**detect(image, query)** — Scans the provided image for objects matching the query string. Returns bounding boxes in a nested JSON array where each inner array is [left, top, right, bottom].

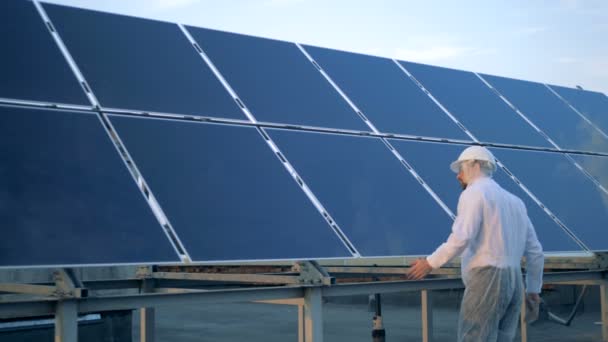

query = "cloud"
[[394, 46, 494, 63]]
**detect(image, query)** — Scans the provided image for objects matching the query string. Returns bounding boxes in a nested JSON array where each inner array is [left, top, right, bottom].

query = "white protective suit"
[[427, 177, 544, 341]]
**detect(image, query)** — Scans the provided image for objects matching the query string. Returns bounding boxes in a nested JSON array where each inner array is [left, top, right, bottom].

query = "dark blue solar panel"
[[571, 154, 608, 189], [186, 27, 369, 131], [109, 116, 351, 261], [389, 140, 582, 252], [0, 0, 88, 105], [491, 147, 608, 251], [267, 129, 454, 256], [43, 3, 243, 119], [0, 105, 179, 267], [402, 62, 551, 148], [550, 85, 608, 134], [303, 46, 468, 140], [482, 74, 608, 153]]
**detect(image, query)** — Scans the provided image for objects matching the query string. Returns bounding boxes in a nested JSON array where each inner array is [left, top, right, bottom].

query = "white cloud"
[[394, 46, 494, 63]]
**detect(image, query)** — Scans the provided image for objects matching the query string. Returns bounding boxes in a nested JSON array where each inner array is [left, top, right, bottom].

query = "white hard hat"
[[450, 146, 497, 173]]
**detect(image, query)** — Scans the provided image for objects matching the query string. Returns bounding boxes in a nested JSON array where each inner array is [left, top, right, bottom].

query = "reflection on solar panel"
[[43, 3, 244, 119], [492, 147, 608, 251], [389, 140, 583, 252], [401, 62, 551, 148], [109, 115, 352, 261], [571, 154, 608, 190], [3, 1, 603, 267], [549, 84, 608, 134], [303, 46, 468, 140], [0, 105, 180, 267], [0, 0, 88, 105], [482, 74, 608, 153]]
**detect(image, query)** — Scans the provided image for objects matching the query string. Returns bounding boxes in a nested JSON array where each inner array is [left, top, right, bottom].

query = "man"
[[407, 146, 544, 341]]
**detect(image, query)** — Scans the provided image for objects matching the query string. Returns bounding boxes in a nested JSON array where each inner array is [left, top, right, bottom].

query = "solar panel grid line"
[[252, 126, 361, 256], [477, 73, 608, 196], [33, 1, 100, 108], [180, 26, 361, 257], [392, 62, 589, 252], [5, 93, 608, 159], [297, 44, 457, 220], [564, 153, 608, 193], [392, 60, 474, 139], [35, 1, 192, 263], [178, 24, 257, 123], [101, 116, 192, 262], [545, 84, 608, 140], [474, 73, 562, 148], [492, 160, 590, 251], [0, 96, 93, 112], [295, 44, 377, 131]]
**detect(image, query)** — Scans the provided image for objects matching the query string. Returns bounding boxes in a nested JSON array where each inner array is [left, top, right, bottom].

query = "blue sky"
[[42, 0, 608, 94]]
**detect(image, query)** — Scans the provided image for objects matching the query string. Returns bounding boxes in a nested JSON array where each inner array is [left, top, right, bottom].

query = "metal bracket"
[[136, 266, 155, 279], [293, 261, 334, 286], [53, 268, 87, 298]]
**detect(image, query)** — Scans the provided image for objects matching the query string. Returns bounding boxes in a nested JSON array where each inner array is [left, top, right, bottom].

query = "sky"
[[42, 0, 608, 94]]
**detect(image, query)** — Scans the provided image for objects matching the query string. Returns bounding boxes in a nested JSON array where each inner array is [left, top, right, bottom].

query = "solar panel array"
[[2, 0, 607, 268]]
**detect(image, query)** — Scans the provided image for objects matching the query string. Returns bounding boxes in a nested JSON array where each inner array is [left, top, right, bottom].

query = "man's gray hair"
[[465, 159, 495, 177]]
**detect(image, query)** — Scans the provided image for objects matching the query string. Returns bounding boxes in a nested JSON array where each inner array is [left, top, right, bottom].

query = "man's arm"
[[524, 213, 544, 294], [426, 189, 483, 269], [408, 189, 483, 280]]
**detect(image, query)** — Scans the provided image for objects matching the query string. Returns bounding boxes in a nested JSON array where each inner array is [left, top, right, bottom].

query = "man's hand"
[[525, 292, 541, 323], [526, 293, 540, 306], [407, 258, 433, 280]]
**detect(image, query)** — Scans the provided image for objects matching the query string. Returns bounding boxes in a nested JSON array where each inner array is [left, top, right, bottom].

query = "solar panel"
[[549, 84, 608, 134], [186, 27, 370, 131], [0, 105, 180, 267], [108, 115, 352, 261], [401, 62, 552, 148], [42, 3, 244, 119], [3, 2, 599, 267], [389, 140, 583, 252], [491, 147, 608, 251], [0, 0, 88, 105], [481, 74, 608, 153], [267, 129, 454, 256], [302, 46, 469, 140]]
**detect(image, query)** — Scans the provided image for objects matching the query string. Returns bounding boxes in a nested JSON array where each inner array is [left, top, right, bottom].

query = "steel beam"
[[303, 287, 323, 342], [421, 290, 433, 342], [601, 284, 608, 342], [520, 290, 527, 342], [55, 300, 77, 342], [152, 271, 300, 284], [323, 278, 464, 297]]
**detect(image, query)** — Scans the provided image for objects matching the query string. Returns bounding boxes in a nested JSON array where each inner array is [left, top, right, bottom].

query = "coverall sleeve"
[[523, 209, 544, 294], [426, 189, 483, 269]]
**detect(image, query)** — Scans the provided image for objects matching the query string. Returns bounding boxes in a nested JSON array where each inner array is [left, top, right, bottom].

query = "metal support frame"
[[303, 287, 323, 342], [520, 290, 528, 342], [421, 290, 434, 342], [0, 266, 606, 342], [55, 300, 78, 342], [601, 283, 608, 341], [140, 278, 156, 342]]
